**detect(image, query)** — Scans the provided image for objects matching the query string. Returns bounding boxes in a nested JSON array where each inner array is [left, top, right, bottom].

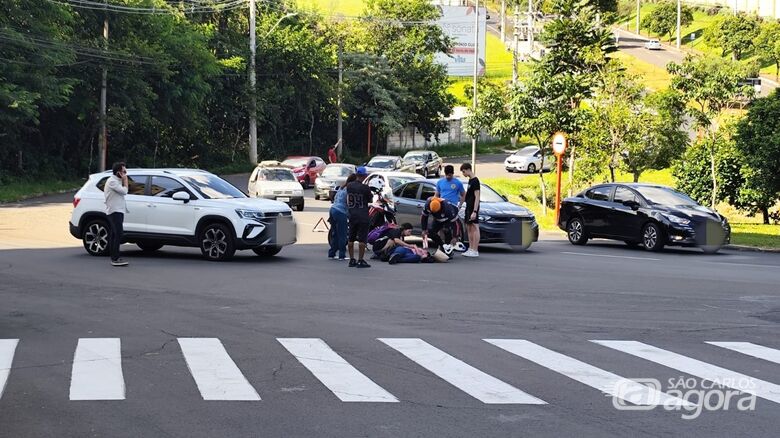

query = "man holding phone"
[[105, 162, 129, 266]]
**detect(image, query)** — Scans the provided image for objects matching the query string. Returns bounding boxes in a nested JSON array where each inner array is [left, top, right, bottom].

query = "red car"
[[282, 156, 327, 188]]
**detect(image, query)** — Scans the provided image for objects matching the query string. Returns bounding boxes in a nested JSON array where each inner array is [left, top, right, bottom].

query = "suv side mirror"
[[173, 191, 191, 203]]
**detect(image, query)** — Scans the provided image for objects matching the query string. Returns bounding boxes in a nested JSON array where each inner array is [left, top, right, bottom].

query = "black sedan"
[[392, 180, 539, 247], [558, 183, 730, 253]]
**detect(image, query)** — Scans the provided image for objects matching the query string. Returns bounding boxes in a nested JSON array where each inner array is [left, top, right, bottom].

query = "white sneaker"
[[442, 244, 453, 254], [462, 249, 479, 258], [454, 242, 467, 252]]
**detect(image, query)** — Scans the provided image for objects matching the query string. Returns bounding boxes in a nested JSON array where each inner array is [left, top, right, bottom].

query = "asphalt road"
[[2, 189, 780, 436]]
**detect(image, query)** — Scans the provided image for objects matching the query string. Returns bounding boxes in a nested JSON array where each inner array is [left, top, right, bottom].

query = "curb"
[[725, 244, 780, 253]]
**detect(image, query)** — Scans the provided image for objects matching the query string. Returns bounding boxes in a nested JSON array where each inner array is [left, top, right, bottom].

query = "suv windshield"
[[282, 158, 308, 168], [181, 174, 246, 199], [368, 158, 394, 168], [634, 186, 697, 206], [322, 166, 353, 177], [261, 169, 296, 182]]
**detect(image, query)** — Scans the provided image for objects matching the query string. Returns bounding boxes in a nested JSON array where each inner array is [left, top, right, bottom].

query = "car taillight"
[[73, 197, 81, 208]]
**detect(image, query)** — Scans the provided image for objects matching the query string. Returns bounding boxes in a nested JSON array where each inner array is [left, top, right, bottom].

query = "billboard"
[[433, 5, 487, 77]]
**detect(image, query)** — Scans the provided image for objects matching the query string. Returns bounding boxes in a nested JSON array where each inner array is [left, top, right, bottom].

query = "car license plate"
[[278, 197, 290, 202]]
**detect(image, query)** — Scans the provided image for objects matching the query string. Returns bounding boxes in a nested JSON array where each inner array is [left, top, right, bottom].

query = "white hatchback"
[[69, 169, 296, 261], [248, 166, 305, 211], [645, 39, 662, 50], [504, 146, 552, 173]]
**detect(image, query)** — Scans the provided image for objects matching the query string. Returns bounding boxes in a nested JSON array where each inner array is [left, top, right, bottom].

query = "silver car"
[[314, 163, 356, 201]]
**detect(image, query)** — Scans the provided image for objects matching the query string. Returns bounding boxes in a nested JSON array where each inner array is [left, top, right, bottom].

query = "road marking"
[[178, 338, 260, 401], [561, 251, 661, 261], [593, 340, 780, 404], [278, 338, 397, 402], [0, 339, 19, 399], [69, 338, 125, 400], [704, 262, 779, 269], [485, 339, 690, 407], [379, 338, 545, 405], [707, 342, 780, 365]]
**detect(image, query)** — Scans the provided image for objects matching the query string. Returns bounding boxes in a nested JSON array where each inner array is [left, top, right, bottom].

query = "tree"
[[673, 127, 741, 209], [756, 21, 780, 80], [641, 1, 693, 43], [463, 80, 508, 139], [667, 55, 754, 207], [704, 14, 761, 61], [733, 89, 780, 223]]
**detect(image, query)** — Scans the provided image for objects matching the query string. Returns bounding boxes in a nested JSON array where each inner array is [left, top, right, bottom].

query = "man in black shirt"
[[460, 162, 480, 257], [346, 167, 373, 268], [421, 197, 460, 254]]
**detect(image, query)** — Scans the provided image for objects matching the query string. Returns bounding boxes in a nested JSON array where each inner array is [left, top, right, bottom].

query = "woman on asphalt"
[[328, 173, 355, 260]]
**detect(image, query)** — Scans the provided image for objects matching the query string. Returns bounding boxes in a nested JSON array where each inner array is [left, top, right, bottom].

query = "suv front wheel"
[[83, 218, 110, 256], [199, 223, 236, 261]]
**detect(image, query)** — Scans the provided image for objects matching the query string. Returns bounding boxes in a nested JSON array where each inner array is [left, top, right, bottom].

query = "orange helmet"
[[429, 197, 441, 213]]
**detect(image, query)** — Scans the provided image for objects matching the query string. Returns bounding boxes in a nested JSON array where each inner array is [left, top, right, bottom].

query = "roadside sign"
[[313, 217, 330, 233], [552, 132, 567, 156]]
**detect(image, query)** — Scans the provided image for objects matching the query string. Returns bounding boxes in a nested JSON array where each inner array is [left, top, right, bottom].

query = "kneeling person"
[[421, 197, 460, 255]]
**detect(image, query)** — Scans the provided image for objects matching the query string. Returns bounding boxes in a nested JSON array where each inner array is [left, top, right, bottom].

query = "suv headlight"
[[664, 214, 690, 226], [236, 209, 265, 220]]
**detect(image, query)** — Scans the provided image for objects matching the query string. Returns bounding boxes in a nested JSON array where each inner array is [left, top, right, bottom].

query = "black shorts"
[[465, 207, 479, 224], [349, 219, 370, 243]]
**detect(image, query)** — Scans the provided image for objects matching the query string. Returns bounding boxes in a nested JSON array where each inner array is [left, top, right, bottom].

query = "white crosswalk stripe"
[[485, 339, 691, 407], [379, 338, 546, 404], [178, 338, 261, 401], [707, 342, 780, 365], [278, 338, 397, 402], [0, 339, 19, 399], [69, 338, 125, 400], [593, 340, 780, 404]]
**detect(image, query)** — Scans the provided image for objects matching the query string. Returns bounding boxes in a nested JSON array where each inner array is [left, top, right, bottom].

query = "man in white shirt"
[[105, 162, 129, 266]]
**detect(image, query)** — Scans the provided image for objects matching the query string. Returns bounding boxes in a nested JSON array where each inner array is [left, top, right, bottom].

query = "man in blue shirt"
[[435, 165, 465, 209]]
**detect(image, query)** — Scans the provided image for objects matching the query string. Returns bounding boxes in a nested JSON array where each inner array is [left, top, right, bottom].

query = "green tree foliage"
[[704, 13, 761, 61], [756, 21, 780, 80], [673, 128, 741, 209], [640, 1, 693, 43], [463, 80, 508, 139], [733, 90, 780, 224]]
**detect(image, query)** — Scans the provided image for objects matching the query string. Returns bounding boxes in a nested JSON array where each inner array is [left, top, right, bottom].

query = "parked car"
[[402, 150, 443, 178], [504, 146, 553, 173], [363, 155, 416, 174], [364, 171, 424, 202], [248, 165, 305, 211], [558, 183, 731, 253], [392, 180, 539, 246], [644, 39, 662, 50], [281, 156, 326, 188], [69, 169, 297, 261], [314, 163, 356, 201]]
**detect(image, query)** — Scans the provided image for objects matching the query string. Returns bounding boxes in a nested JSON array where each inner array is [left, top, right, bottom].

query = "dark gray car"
[[402, 150, 443, 178]]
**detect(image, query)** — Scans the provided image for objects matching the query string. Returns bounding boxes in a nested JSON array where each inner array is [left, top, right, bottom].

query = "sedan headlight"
[[664, 214, 691, 226], [478, 214, 492, 222], [236, 209, 265, 221], [293, 189, 303, 196]]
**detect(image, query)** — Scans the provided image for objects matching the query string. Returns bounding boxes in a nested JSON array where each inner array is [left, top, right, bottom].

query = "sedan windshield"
[[479, 185, 507, 203], [181, 174, 246, 199], [261, 169, 296, 182], [322, 166, 354, 177], [368, 158, 395, 168], [388, 176, 419, 189], [282, 158, 308, 168], [404, 154, 426, 162], [634, 186, 697, 206]]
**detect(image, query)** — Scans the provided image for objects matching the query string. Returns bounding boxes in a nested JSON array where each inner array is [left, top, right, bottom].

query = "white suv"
[[69, 169, 297, 261]]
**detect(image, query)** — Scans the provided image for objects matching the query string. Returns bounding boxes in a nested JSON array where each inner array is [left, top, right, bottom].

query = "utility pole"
[[337, 41, 343, 159], [527, 0, 534, 57], [636, 0, 641, 34], [676, 0, 681, 49], [471, 0, 479, 171], [98, 4, 108, 172], [511, 5, 519, 150], [248, 0, 258, 165]]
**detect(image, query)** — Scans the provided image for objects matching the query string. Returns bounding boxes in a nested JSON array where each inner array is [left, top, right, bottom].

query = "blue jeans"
[[390, 246, 421, 263], [328, 208, 348, 258]]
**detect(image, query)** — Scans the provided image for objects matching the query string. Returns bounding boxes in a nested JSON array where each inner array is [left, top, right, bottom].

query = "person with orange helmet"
[[420, 196, 460, 256]]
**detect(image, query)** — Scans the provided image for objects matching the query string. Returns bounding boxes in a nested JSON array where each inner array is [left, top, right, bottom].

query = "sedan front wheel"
[[642, 222, 665, 252], [567, 217, 588, 245]]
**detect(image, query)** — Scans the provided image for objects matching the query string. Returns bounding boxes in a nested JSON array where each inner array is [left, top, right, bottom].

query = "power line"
[[44, 0, 247, 14]]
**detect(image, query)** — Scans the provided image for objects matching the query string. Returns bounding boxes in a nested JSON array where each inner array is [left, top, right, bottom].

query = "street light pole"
[[636, 0, 641, 34], [248, 0, 258, 165], [471, 0, 479, 171]]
